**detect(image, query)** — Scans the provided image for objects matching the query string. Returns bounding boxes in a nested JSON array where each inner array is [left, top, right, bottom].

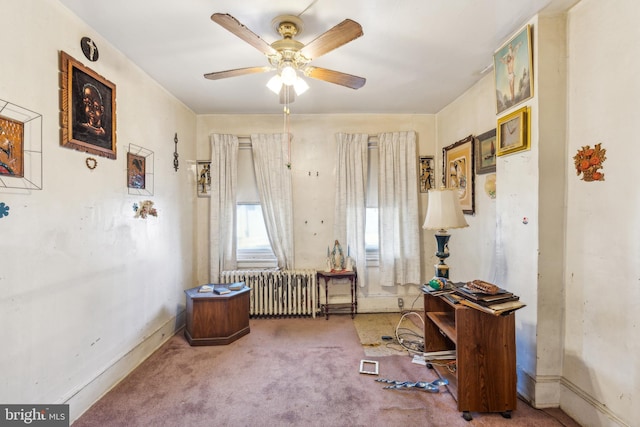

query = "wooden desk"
[[316, 270, 357, 319], [184, 285, 250, 346]]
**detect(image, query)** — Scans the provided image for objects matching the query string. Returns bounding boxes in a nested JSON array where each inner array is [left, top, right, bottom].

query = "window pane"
[[237, 147, 260, 203], [237, 204, 272, 252], [365, 207, 379, 250]]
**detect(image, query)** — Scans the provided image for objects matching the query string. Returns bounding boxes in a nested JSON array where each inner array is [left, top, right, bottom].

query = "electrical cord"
[[395, 311, 425, 354]]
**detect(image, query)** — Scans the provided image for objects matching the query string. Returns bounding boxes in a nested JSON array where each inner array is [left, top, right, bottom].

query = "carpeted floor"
[[72, 315, 580, 427]]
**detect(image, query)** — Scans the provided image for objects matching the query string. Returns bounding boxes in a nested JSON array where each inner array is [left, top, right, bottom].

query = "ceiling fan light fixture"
[[266, 74, 283, 94], [293, 77, 309, 95], [280, 65, 298, 86]]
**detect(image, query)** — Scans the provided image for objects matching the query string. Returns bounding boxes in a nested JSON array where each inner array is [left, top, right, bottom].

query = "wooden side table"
[[316, 270, 357, 319], [184, 285, 250, 346]]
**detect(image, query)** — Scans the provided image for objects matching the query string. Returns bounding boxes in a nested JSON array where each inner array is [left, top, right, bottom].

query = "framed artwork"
[[475, 128, 496, 174], [418, 156, 435, 193], [493, 24, 533, 115], [60, 51, 117, 159], [0, 116, 24, 177], [127, 152, 146, 189], [443, 135, 475, 214], [0, 98, 42, 191], [497, 106, 530, 157], [127, 144, 154, 196], [197, 161, 212, 197]]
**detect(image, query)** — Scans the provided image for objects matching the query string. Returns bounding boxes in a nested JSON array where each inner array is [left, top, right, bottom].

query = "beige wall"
[[3, 0, 638, 425], [195, 114, 437, 311], [437, 1, 639, 425], [563, 0, 639, 425], [0, 0, 197, 421]]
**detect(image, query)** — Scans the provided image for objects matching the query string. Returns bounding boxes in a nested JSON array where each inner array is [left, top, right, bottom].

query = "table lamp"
[[422, 187, 468, 278]]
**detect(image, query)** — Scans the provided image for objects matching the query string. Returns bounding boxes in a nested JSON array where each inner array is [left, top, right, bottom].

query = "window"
[[365, 207, 379, 251], [366, 141, 379, 263], [236, 203, 276, 266], [236, 144, 276, 267]]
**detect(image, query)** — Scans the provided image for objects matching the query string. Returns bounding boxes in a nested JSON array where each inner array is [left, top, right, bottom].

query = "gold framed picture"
[[60, 51, 117, 159], [497, 106, 530, 157], [443, 135, 475, 214]]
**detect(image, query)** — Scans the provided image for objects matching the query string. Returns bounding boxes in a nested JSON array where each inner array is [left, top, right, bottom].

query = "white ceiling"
[[57, 0, 573, 115]]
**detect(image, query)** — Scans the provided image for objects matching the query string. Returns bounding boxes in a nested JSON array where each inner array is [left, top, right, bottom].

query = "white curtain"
[[378, 131, 421, 287], [334, 133, 368, 287], [250, 133, 294, 269], [209, 134, 239, 282]]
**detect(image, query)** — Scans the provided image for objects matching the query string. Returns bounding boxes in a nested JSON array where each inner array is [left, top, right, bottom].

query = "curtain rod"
[[236, 134, 378, 147]]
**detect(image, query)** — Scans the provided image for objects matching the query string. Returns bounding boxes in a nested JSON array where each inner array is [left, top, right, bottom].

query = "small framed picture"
[[497, 106, 530, 157], [0, 98, 43, 191], [60, 51, 117, 159], [443, 135, 475, 214], [493, 25, 533, 115], [197, 161, 212, 197], [418, 156, 435, 193], [127, 152, 146, 189], [475, 129, 496, 174], [0, 115, 24, 177], [127, 144, 154, 196]]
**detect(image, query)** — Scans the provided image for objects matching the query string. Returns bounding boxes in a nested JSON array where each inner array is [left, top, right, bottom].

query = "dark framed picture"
[[443, 135, 475, 214], [475, 129, 496, 174], [197, 161, 212, 197], [497, 106, 530, 157], [493, 24, 533, 115], [127, 144, 154, 196], [60, 51, 116, 159], [419, 156, 435, 193]]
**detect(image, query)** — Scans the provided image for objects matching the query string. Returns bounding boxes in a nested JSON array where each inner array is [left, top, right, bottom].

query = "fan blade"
[[204, 66, 271, 80], [305, 66, 366, 89], [299, 19, 363, 60], [211, 13, 277, 56]]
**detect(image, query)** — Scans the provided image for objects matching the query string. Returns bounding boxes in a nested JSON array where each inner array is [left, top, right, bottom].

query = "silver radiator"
[[220, 269, 318, 318]]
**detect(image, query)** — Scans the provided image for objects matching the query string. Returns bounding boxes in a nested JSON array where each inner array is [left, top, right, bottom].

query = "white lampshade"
[[293, 77, 309, 95], [280, 65, 297, 86], [423, 187, 468, 230], [266, 75, 283, 94]]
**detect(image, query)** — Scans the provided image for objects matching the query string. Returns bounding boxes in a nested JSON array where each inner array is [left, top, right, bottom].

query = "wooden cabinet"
[[184, 286, 250, 346], [423, 292, 517, 421]]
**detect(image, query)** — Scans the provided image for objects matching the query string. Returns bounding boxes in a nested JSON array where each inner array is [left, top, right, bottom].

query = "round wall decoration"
[[80, 36, 99, 62]]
